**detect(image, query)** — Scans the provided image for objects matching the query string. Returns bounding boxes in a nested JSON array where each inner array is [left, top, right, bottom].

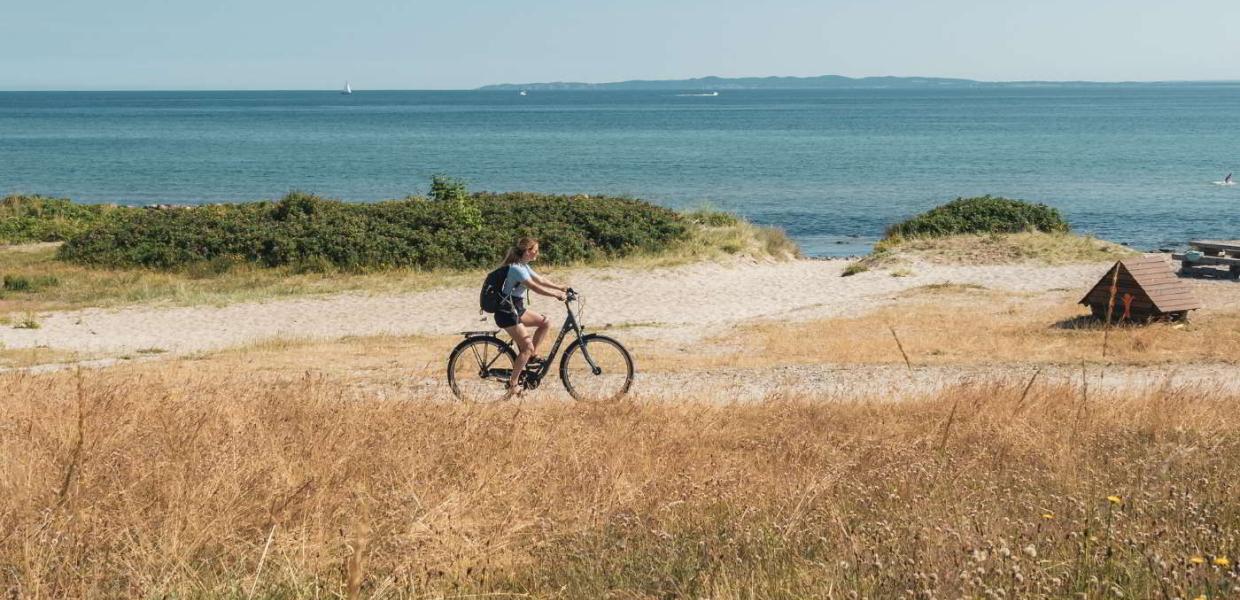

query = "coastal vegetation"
[[0, 195, 117, 244], [844, 197, 1129, 275], [884, 195, 1070, 239], [58, 187, 690, 271], [4, 361, 1236, 598], [0, 185, 795, 313]]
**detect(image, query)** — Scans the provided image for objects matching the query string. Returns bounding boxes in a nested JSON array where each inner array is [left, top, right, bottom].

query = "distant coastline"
[[478, 74, 1240, 91]]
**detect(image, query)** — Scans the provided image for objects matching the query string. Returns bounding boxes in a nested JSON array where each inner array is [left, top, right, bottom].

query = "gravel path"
[[1, 259, 1118, 356]]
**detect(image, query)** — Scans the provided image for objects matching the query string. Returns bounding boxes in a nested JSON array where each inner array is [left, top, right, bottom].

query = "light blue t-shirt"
[[502, 262, 537, 299]]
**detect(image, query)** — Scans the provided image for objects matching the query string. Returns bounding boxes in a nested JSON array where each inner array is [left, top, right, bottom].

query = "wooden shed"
[[1079, 255, 1202, 322]]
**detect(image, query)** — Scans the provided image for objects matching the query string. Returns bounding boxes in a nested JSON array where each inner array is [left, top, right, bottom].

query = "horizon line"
[[4, 73, 1240, 93]]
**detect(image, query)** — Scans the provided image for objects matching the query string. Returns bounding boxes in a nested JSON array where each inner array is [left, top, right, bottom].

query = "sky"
[[2, 0, 1239, 90]]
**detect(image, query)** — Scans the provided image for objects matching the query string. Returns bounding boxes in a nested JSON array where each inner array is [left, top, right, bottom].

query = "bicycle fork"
[[569, 317, 604, 376]]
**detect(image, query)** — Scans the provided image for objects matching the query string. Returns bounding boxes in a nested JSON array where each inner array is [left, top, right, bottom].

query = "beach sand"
[[0, 258, 1120, 355]]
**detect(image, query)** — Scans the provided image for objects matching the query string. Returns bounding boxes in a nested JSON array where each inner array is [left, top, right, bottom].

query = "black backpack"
[[479, 265, 510, 313]]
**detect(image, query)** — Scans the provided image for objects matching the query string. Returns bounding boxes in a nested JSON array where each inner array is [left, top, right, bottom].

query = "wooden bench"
[[1174, 240, 1240, 279]]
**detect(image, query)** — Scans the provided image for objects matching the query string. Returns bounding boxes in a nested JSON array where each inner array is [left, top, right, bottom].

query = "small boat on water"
[[519, 90, 527, 96], [341, 81, 352, 95]]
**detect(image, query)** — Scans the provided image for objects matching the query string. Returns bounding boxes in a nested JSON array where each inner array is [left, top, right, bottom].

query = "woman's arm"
[[531, 273, 567, 292], [525, 279, 566, 300]]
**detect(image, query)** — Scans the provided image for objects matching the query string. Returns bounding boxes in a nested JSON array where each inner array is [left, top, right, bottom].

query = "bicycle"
[[446, 289, 634, 403]]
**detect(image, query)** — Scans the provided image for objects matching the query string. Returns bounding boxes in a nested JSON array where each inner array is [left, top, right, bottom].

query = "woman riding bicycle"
[[495, 237, 569, 397]]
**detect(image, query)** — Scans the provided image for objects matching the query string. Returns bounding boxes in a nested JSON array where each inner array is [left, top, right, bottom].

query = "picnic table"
[[1173, 240, 1240, 279]]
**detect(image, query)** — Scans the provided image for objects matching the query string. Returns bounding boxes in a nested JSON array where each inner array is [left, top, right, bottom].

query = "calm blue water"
[[3, 88, 1240, 256]]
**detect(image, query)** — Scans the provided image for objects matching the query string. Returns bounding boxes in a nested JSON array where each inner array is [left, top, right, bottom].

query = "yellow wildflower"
[[1106, 495, 1121, 505], [1041, 513, 1054, 520], [1189, 555, 1205, 565], [1215, 556, 1231, 567]]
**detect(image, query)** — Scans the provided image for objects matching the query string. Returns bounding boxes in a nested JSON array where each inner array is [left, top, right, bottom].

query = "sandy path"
[[1, 258, 1121, 356]]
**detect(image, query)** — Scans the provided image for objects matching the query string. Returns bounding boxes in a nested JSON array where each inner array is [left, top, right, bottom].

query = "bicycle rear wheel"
[[559, 334, 634, 402], [447, 336, 517, 403]]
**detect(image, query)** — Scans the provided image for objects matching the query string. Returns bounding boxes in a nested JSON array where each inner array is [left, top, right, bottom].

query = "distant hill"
[[477, 74, 1236, 91]]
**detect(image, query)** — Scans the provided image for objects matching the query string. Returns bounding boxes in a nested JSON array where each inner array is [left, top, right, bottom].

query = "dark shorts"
[[494, 296, 526, 328]]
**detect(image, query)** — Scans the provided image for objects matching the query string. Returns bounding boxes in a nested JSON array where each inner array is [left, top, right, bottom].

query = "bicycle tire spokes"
[[468, 342, 491, 374], [560, 335, 633, 402], [448, 336, 516, 403]]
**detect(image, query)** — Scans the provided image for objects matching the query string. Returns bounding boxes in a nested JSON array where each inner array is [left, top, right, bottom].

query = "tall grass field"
[[3, 366, 1236, 598]]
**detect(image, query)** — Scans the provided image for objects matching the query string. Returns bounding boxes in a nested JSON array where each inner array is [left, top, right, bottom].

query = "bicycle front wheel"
[[559, 334, 634, 402], [447, 336, 517, 403]]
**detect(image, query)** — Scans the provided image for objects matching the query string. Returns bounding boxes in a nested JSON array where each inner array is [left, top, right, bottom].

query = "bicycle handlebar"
[[564, 288, 578, 302]]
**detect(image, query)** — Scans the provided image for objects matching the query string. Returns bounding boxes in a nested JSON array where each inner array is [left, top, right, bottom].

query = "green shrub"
[[685, 210, 741, 228], [885, 196, 1069, 239], [0, 195, 122, 244], [428, 175, 483, 231], [59, 188, 690, 271], [428, 175, 469, 203], [2, 274, 60, 292], [841, 262, 868, 277]]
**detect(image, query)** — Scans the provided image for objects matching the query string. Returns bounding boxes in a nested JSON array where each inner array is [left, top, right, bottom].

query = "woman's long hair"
[[502, 237, 539, 265]]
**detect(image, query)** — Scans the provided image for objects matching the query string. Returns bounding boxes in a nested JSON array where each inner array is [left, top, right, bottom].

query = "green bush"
[[885, 196, 1069, 239], [840, 262, 868, 277], [59, 189, 690, 271], [428, 175, 483, 230], [3, 274, 60, 292], [684, 210, 741, 228], [0, 195, 122, 244]]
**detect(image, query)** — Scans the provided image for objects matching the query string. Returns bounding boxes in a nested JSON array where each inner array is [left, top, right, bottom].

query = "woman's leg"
[[520, 310, 551, 355], [503, 323, 533, 390]]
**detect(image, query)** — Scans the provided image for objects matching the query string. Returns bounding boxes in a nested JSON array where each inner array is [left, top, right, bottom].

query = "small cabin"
[[1079, 255, 1202, 322]]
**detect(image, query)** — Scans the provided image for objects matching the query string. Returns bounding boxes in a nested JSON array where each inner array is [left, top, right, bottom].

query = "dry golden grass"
[[2, 362, 1237, 599], [0, 243, 480, 316], [846, 232, 1136, 275], [644, 285, 1240, 371], [884, 232, 1135, 264], [0, 346, 88, 369], [197, 333, 449, 388]]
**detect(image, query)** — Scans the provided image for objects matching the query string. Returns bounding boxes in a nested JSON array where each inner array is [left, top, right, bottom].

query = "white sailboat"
[[519, 90, 527, 96], [341, 81, 352, 95]]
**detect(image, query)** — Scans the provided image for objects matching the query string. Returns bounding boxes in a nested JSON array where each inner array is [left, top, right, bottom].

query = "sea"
[[2, 87, 1239, 257]]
